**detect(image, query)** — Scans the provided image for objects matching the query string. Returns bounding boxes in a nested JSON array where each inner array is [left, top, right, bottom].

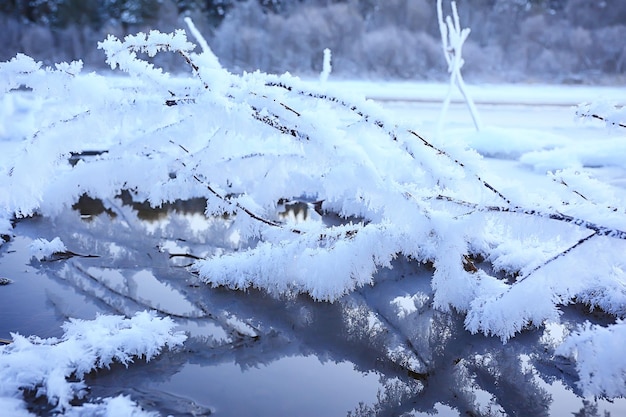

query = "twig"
[[554, 178, 622, 213], [517, 231, 597, 282], [408, 130, 510, 204], [265, 81, 397, 139], [250, 106, 309, 140], [589, 113, 626, 129], [169, 140, 302, 234], [437, 195, 626, 240], [265, 81, 510, 204]]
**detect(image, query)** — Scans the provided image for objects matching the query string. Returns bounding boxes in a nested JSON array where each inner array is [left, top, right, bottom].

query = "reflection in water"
[[0, 194, 624, 416]]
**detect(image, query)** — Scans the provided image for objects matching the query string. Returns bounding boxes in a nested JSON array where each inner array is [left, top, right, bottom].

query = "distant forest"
[[1, 0, 626, 83]]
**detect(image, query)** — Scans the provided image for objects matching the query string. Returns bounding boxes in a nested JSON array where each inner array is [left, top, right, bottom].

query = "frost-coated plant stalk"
[[320, 48, 332, 83], [436, 0, 482, 133], [1, 24, 626, 398]]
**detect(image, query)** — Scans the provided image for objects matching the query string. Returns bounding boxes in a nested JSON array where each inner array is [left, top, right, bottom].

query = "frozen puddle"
[[155, 357, 381, 417], [1, 195, 625, 416]]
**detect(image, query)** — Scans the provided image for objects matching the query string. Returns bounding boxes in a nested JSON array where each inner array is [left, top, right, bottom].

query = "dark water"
[[1, 197, 624, 416]]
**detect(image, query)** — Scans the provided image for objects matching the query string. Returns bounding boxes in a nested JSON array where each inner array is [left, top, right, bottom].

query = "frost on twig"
[[576, 102, 626, 129]]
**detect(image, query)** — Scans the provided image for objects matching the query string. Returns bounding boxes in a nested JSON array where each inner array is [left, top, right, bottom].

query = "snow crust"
[[0, 26, 625, 401]]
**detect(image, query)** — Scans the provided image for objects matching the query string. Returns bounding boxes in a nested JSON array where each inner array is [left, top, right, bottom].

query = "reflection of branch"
[[356, 293, 430, 378], [168, 252, 203, 260], [70, 263, 204, 320], [40, 250, 100, 262]]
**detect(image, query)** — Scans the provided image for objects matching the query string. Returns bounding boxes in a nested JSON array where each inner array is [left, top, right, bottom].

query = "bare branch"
[[437, 195, 626, 240], [517, 232, 597, 282]]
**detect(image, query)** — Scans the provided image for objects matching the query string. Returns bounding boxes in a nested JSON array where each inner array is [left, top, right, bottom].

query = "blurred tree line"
[[1, 0, 625, 83], [0, 0, 231, 27]]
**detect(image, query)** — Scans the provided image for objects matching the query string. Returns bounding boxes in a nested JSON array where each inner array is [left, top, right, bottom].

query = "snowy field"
[[1, 34, 626, 416]]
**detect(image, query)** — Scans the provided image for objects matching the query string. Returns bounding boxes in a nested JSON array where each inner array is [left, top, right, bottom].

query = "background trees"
[[1, 0, 625, 82]]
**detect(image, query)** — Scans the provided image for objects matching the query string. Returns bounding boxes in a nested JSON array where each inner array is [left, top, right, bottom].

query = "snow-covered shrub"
[[1, 23, 626, 398]]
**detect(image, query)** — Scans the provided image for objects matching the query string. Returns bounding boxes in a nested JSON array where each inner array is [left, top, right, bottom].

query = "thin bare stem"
[[437, 195, 626, 240], [517, 232, 597, 282], [169, 140, 302, 234]]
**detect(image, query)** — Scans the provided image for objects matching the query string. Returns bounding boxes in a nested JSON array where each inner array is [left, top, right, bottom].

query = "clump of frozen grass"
[[0, 311, 186, 416]]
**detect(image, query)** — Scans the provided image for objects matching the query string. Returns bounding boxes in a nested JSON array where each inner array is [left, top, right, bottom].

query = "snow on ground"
[[323, 80, 626, 107], [354, 82, 626, 189]]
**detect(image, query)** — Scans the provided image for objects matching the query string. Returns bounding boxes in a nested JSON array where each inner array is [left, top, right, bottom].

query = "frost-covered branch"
[[576, 102, 626, 129], [436, 195, 626, 240], [1, 26, 625, 381]]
